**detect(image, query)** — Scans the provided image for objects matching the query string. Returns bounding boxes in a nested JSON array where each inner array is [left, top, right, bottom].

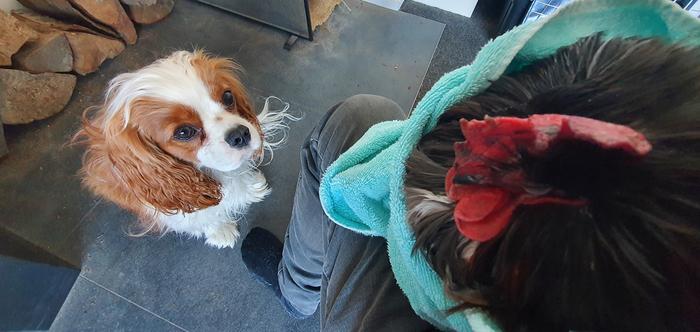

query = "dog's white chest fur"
[[156, 168, 270, 248]]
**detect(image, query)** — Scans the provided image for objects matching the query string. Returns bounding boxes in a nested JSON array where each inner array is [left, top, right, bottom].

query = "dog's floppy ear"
[[77, 105, 222, 215], [106, 126, 222, 214]]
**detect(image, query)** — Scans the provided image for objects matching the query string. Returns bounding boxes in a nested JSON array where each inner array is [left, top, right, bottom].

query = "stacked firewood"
[[0, 0, 175, 157]]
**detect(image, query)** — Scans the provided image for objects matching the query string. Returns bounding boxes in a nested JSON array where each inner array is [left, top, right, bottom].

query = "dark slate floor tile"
[[71, 200, 319, 332], [400, 0, 504, 101], [242, 94, 312, 239], [50, 276, 185, 332], [232, 0, 444, 113], [0, 256, 79, 331], [0, 113, 99, 267]]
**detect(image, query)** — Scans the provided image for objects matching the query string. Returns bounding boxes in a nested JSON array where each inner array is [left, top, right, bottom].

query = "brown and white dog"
[[75, 51, 292, 248]]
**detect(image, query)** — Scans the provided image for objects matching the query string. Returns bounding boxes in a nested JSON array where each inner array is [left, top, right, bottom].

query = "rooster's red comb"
[[446, 114, 651, 242]]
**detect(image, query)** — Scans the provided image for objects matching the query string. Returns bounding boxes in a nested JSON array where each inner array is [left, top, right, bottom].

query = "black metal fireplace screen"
[[197, 0, 314, 40]]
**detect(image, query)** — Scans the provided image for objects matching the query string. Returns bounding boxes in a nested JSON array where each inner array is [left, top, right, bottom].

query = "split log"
[[64, 32, 124, 75], [12, 11, 125, 75], [309, 0, 342, 30], [124, 0, 175, 25], [0, 69, 76, 124], [17, 0, 122, 41], [68, 0, 137, 44], [0, 10, 38, 66], [12, 32, 73, 73], [11, 9, 100, 35], [121, 0, 157, 5], [0, 123, 8, 158]]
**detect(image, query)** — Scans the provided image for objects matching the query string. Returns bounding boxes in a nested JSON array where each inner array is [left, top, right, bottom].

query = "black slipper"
[[241, 227, 312, 320]]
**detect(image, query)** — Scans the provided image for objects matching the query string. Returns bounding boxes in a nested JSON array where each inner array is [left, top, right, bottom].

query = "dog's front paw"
[[205, 223, 240, 249]]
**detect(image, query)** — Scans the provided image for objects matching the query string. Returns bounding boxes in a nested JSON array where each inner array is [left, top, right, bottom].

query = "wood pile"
[[0, 0, 175, 158], [309, 0, 342, 31]]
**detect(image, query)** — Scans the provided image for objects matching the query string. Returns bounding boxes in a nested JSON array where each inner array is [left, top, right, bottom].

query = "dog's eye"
[[173, 125, 199, 141], [222, 90, 235, 107]]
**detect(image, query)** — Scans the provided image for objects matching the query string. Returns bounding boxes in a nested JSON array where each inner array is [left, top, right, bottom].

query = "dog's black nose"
[[225, 126, 251, 148]]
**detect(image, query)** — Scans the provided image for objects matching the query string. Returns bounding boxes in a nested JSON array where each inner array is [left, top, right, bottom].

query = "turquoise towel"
[[319, 1, 700, 330]]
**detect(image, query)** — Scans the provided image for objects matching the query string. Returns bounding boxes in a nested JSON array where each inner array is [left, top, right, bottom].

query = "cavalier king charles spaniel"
[[75, 50, 292, 248]]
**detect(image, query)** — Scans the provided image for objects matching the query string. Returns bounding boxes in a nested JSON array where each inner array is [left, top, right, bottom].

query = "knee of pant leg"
[[313, 95, 405, 170], [325, 94, 405, 137], [315, 95, 405, 136], [333, 94, 405, 127], [319, 95, 405, 139]]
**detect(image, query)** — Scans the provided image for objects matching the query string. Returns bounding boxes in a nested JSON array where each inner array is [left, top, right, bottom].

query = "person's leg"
[[243, 95, 432, 331], [283, 94, 435, 331], [278, 94, 406, 315]]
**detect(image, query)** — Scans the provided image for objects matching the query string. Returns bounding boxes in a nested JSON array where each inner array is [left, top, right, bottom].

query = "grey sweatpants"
[[277, 95, 434, 331]]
